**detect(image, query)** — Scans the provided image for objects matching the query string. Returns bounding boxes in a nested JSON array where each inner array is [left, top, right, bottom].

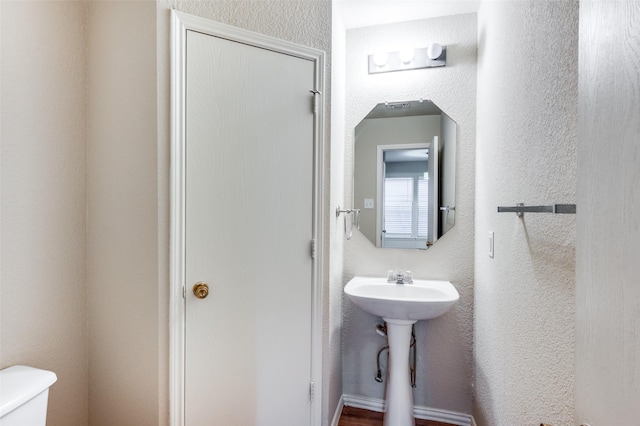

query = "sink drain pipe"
[[375, 322, 417, 388], [375, 345, 388, 383]]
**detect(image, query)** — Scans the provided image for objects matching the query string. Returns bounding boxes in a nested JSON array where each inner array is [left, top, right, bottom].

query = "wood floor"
[[337, 406, 455, 426]]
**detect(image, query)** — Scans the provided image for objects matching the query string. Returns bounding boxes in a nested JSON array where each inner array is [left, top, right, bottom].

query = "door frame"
[[170, 10, 325, 426], [376, 143, 430, 248]]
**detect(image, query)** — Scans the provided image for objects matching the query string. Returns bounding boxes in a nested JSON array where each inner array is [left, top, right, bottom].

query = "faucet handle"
[[405, 270, 413, 284]]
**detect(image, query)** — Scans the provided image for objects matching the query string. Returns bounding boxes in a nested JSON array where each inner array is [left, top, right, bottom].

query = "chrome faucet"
[[387, 270, 413, 284]]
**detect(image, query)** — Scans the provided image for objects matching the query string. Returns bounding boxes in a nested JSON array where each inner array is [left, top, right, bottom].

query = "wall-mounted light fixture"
[[368, 43, 446, 74]]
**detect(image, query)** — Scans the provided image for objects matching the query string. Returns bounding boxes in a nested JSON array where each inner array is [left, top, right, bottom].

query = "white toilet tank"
[[0, 365, 57, 426]]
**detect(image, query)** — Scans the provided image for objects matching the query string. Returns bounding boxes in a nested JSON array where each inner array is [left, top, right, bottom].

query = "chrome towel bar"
[[498, 203, 576, 217]]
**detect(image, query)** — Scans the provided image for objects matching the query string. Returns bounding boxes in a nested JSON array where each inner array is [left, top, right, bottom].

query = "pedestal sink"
[[344, 276, 459, 426]]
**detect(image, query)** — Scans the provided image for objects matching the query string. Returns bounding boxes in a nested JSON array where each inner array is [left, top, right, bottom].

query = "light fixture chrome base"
[[368, 46, 446, 74]]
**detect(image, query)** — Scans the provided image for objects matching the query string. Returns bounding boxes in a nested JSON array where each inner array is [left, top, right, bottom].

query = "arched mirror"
[[353, 100, 456, 249]]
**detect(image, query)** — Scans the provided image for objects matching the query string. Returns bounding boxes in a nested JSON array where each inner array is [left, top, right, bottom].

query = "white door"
[[184, 28, 316, 425]]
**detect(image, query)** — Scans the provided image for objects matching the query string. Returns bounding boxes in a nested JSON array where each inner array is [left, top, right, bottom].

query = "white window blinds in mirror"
[[383, 176, 429, 239]]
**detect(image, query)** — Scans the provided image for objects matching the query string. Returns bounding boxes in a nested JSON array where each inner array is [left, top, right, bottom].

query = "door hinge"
[[182, 285, 186, 299], [309, 381, 315, 402], [309, 89, 320, 114], [310, 239, 316, 259]]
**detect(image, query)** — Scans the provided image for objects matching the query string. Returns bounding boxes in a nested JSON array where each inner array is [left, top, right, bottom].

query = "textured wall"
[[474, 1, 578, 425], [0, 2, 88, 425], [342, 14, 477, 414], [86, 2, 159, 425], [330, 7, 346, 425], [155, 1, 334, 424], [576, 1, 640, 424]]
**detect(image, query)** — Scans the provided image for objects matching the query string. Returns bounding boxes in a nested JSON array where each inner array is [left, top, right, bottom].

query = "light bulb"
[[399, 48, 414, 64], [427, 43, 443, 60], [373, 52, 388, 67]]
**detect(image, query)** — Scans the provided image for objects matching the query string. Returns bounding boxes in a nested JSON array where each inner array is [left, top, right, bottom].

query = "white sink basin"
[[344, 276, 459, 322]]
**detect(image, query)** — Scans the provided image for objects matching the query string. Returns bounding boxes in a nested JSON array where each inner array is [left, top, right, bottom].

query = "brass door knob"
[[193, 282, 209, 299]]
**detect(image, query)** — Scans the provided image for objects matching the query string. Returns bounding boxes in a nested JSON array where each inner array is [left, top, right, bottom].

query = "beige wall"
[[342, 14, 477, 414], [86, 2, 160, 425], [576, 1, 640, 424], [474, 1, 578, 425], [0, 2, 88, 425], [0, 3, 161, 424]]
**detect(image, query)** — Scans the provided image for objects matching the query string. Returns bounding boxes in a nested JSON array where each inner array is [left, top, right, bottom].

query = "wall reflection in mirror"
[[353, 100, 456, 249]]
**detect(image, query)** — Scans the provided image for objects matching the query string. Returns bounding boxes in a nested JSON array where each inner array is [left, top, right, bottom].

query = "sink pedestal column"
[[383, 318, 416, 426]]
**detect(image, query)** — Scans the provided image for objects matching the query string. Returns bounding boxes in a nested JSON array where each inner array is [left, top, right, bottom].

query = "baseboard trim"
[[341, 394, 474, 426], [331, 395, 345, 426]]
